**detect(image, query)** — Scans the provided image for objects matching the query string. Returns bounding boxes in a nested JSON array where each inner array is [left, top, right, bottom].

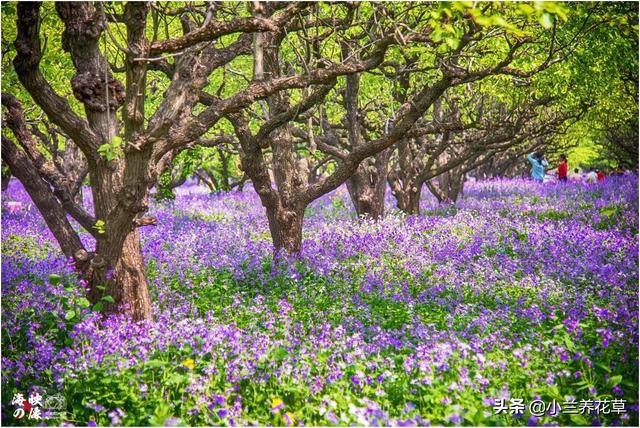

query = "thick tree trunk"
[[396, 186, 422, 215], [346, 156, 389, 220], [266, 205, 304, 254], [92, 148, 153, 319], [389, 137, 425, 215], [347, 181, 385, 219], [89, 230, 151, 321]]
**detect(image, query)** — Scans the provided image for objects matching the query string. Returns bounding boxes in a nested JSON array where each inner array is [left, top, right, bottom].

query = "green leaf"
[[93, 219, 106, 234], [49, 274, 62, 285], [101, 295, 115, 303], [92, 302, 104, 312], [570, 414, 589, 425], [272, 346, 288, 362], [65, 310, 76, 321], [111, 136, 123, 148], [608, 375, 622, 387], [563, 333, 575, 351], [444, 37, 460, 50], [77, 297, 91, 308], [518, 4, 535, 15]]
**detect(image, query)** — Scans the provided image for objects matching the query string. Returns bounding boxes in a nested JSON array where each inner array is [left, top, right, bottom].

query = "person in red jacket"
[[597, 169, 605, 182], [558, 154, 568, 182]]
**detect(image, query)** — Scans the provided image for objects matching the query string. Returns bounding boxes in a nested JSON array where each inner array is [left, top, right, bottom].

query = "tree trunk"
[[346, 151, 390, 220], [347, 180, 385, 219], [389, 137, 425, 215], [428, 167, 466, 204], [396, 184, 422, 215], [88, 149, 153, 320], [89, 230, 151, 321], [266, 205, 304, 254]]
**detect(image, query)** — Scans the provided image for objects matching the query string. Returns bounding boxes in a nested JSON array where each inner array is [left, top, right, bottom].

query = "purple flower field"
[[2, 176, 638, 426]]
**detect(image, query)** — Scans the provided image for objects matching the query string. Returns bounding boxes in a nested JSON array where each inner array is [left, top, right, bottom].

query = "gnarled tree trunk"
[[346, 149, 391, 219], [88, 229, 151, 320], [389, 138, 424, 215], [266, 205, 305, 254]]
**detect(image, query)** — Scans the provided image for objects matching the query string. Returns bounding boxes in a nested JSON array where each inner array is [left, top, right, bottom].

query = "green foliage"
[[154, 170, 177, 202], [2, 234, 57, 260], [93, 220, 106, 235], [97, 136, 123, 162]]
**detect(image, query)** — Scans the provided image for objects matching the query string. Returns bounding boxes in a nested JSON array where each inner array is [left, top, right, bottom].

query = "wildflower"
[[86, 403, 106, 412], [283, 412, 295, 426], [212, 395, 226, 406], [164, 416, 182, 426], [447, 413, 462, 425], [326, 411, 339, 425], [108, 408, 125, 425], [181, 358, 195, 370], [271, 398, 284, 413]]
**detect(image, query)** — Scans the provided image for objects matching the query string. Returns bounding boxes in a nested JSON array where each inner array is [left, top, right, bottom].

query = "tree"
[[230, 2, 583, 250], [1, 2, 369, 319]]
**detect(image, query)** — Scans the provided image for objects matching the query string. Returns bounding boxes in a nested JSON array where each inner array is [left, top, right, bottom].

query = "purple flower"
[[326, 411, 339, 425], [86, 403, 106, 412], [447, 414, 462, 425]]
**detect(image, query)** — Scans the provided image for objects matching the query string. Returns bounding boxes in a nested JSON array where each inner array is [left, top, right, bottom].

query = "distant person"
[[597, 170, 605, 182], [569, 168, 583, 183], [557, 154, 568, 182], [585, 168, 598, 183], [527, 151, 548, 182]]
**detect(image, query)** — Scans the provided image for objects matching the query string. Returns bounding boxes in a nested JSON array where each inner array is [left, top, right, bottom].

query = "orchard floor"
[[1, 177, 638, 427]]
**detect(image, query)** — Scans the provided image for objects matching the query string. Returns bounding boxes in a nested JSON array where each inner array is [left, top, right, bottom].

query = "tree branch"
[[14, 3, 99, 154]]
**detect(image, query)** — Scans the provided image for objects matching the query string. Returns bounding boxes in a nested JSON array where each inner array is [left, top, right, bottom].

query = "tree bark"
[[346, 150, 391, 219], [89, 229, 152, 321], [266, 205, 305, 254], [389, 138, 424, 215], [396, 185, 422, 215]]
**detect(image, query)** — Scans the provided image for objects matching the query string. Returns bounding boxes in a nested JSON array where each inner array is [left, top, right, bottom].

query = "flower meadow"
[[1, 176, 638, 427]]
